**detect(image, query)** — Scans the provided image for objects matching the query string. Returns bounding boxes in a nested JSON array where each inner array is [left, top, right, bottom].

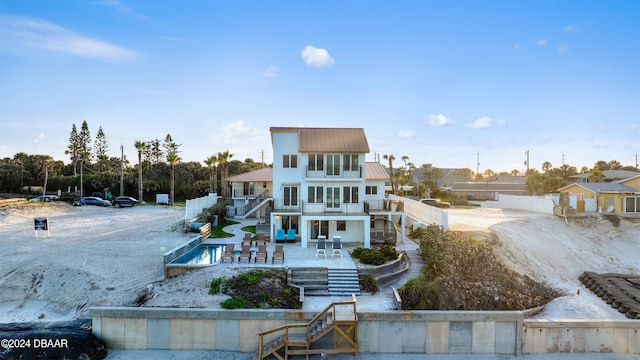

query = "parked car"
[[29, 195, 59, 202], [419, 198, 451, 208], [112, 196, 139, 208], [74, 196, 111, 207]]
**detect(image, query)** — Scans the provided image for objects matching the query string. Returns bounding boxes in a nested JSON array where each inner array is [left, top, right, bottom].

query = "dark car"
[[74, 196, 111, 207], [420, 198, 452, 209], [112, 196, 139, 208]]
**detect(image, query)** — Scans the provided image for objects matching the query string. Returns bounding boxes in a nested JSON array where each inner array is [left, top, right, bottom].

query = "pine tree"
[[65, 124, 80, 176]]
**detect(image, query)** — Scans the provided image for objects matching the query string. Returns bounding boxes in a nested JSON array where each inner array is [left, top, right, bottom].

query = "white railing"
[[392, 195, 449, 230]]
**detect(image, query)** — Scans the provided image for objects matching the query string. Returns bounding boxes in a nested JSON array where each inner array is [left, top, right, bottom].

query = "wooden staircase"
[[256, 295, 358, 359]]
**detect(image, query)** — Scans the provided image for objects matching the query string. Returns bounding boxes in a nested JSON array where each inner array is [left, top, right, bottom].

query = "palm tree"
[[134, 140, 145, 202], [383, 154, 396, 194], [167, 151, 182, 206], [204, 154, 218, 194], [217, 150, 234, 198]]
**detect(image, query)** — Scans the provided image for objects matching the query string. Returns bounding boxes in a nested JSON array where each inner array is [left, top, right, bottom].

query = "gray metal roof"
[[558, 181, 638, 193]]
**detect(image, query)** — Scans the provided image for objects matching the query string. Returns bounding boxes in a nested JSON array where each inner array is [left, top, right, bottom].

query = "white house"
[[268, 127, 396, 248]]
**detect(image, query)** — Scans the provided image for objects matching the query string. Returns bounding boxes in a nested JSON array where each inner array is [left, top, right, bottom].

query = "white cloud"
[[0, 15, 138, 61], [465, 116, 492, 129], [398, 130, 414, 139], [263, 66, 278, 78], [497, 119, 507, 127], [514, 43, 521, 50], [99, 0, 152, 21], [32, 133, 45, 143], [301, 45, 335, 67], [130, 83, 165, 95], [425, 114, 453, 126], [630, 124, 639, 132], [557, 45, 569, 53], [563, 24, 579, 33], [536, 39, 548, 46]]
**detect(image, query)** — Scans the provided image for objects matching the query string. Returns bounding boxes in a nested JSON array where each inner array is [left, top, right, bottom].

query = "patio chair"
[[275, 229, 285, 244], [242, 234, 252, 248], [272, 244, 284, 264], [332, 237, 343, 258], [238, 244, 251, 263], [286, 229, 296, 243], [221, 244, 235, 263], [257, 233, 266, 244], [255, 244, 267, 263], [316, 238, 327, 258]]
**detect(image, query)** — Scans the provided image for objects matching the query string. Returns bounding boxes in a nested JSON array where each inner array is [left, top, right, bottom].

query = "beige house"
[[557, 174, 640, 214]]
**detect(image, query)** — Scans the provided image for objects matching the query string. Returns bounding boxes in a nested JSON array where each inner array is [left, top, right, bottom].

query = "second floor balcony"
[[305, 165, 363, 180], [271, 199, 404, 215]]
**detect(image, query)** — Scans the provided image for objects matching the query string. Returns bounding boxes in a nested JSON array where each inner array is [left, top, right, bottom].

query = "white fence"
[[391, 195, 449, 230], [184, 193, 218, 220], [481, 194, 556, 214]]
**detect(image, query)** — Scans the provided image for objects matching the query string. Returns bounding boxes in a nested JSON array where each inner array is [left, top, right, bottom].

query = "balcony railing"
[[305, 165, 363, 179], [271, 199, 405, 215]]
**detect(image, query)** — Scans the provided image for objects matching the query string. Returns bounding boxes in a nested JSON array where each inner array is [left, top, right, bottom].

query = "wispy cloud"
[[425, 114, 453, 126], [301, 45, 335, 67], [563, 24, 579, 33], [536, 39, 548, 46], [497, 119, 507, 127], [130, 83, 165, 95], [557, 45, 569, 53], [398, 130, 414, 139], [465, 116, 493, 129], [99, 0, 152, 21], [0, 15, 139, 61], [630, 124, 639, 132], [263, 66, 278, 78], [514, 43, 521, 50], [32, 133, 45, 143], [211, 120, 267, 148]]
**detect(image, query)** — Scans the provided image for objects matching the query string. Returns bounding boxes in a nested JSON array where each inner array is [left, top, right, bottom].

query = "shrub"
[[351, 247, 397, 265], [196, 202, 227, 224], [360, 273, 379, 294], [221, 296, 246, 309], [209, 277, 223, 295]]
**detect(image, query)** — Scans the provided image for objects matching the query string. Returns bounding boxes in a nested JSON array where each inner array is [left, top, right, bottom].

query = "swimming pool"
[[171, 244, 227, 265]]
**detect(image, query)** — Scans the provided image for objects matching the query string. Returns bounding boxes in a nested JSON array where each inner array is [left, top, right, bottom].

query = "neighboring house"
[[557, 174, 640, 214], [451, 180, 527, 201], [269, 127, 397, 248], [228, 167, 273, 218], [569, 170, 640, 183], [413, 166, 474, 190]]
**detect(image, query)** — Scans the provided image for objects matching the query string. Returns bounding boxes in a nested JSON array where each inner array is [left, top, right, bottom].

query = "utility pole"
[[476, 152, 480, 176], [524, 150, 530, 173], [561, 151, 567, 166], [636, 153, 638, 169], [120, 144, 124, 197]]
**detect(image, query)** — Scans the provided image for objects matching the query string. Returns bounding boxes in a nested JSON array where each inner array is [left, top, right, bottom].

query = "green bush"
[[209, 277, 223, 295], [351, 246, 398, 265], [196, 202, 227, 224], [360, 273, 379, 294], [221, 296, 246, 309]]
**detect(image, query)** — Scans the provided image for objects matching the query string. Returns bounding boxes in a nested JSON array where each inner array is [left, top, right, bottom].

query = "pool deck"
[[201, 218, 419, 312]]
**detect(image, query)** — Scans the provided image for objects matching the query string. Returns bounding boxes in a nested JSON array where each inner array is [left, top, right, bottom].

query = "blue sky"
[[1, 0, 638, 174]]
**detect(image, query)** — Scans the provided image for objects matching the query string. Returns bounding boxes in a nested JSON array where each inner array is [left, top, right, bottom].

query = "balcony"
[[271, 199, 404, 215], [305, 165, 363, 180]]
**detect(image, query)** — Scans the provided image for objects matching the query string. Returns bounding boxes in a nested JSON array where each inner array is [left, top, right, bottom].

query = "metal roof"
[[270, 127, 370, 153], [557, 181, 637, 193], [365, 162, 389, 180], [227, 167, 273, 182]]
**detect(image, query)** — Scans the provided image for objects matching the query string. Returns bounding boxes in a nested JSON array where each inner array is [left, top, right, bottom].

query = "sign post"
[[34, 217, 49, 238]]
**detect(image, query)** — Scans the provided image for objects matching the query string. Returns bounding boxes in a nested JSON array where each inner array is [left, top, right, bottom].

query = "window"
[[311, 220, 328, 239], [343, 154, 358, 171], [366, 186, 378, 195], [283, 154, 297, 168], [336, 220, 346, 231], [283, 186, 298, 206], [625, 196, 640, 213], [326, 187, 340, 208], [308, 154, 324, 171], [343, 186, 358, 203], [326, 155, 340, 176], [308, 186, 324, 203]]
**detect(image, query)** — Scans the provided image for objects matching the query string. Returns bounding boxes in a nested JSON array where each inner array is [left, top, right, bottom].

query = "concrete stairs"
[[328, 268, 360, 296]]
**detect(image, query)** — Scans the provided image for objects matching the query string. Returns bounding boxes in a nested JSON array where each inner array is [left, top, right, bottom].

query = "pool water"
[[172, 244, 227, 265]]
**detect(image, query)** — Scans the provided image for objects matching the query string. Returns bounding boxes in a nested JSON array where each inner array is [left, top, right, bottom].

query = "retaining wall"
[[481, 194, 556, 214]]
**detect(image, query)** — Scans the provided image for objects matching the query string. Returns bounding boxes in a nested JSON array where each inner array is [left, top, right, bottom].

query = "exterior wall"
[[91, 307, 639, 355], [271, 131, 300, 203], [621, 176, 640, 190], [596, 193, 628, 214], [523, 319, 640, 354]]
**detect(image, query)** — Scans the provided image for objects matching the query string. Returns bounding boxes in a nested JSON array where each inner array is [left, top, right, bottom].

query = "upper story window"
[[343, 154, 358, 171], [343, 186, 358, 203], [283, 154, 297, 168], [308, 186, 324, 203], [365, 186, 378, 195], [308, 154, 324, 171], [326, 154, 340, 176]]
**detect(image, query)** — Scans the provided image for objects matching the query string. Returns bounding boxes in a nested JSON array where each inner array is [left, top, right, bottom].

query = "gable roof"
[[365, 162, 389, 180], [270, 127, 370, 153], [227, 167, 273, 182], [569, 170, 640, 182], [557, 181, 638, 193]]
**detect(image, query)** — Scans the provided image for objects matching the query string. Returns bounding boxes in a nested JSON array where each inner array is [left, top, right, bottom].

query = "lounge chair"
[[272, 244, 284, 264], [242, 234, 252, 248], [221, 244, 235, 263], [257, 233, 266, 244], [238, 244, 251, 263], [332, 237, 343, 258], [275, 229, 285, 244], [254, 244, 267, 263], [286, 229, 296, 243], [316, 238, 327, 258]]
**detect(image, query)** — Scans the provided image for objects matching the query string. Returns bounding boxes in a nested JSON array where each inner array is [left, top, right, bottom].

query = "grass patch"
[[209, 219, 239, 238], [241, 225, 256, 234], [212, 269, 301, 309]]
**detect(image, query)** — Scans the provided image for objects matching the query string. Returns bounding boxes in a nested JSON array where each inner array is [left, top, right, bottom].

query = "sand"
[[0, 202, 638, 323]]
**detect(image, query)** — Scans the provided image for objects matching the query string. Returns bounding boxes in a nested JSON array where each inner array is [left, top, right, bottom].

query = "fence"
[[184, 193, 218, 220], [481, 194, 556, 214], [391, 195, 449, 230]]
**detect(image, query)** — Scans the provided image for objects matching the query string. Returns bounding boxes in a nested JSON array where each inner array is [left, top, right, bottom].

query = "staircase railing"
[[242, 190, 271, 216], [257, 294, 357, 359]]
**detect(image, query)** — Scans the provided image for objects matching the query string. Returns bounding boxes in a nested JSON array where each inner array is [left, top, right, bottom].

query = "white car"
[[29, 195, 59, 202]]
